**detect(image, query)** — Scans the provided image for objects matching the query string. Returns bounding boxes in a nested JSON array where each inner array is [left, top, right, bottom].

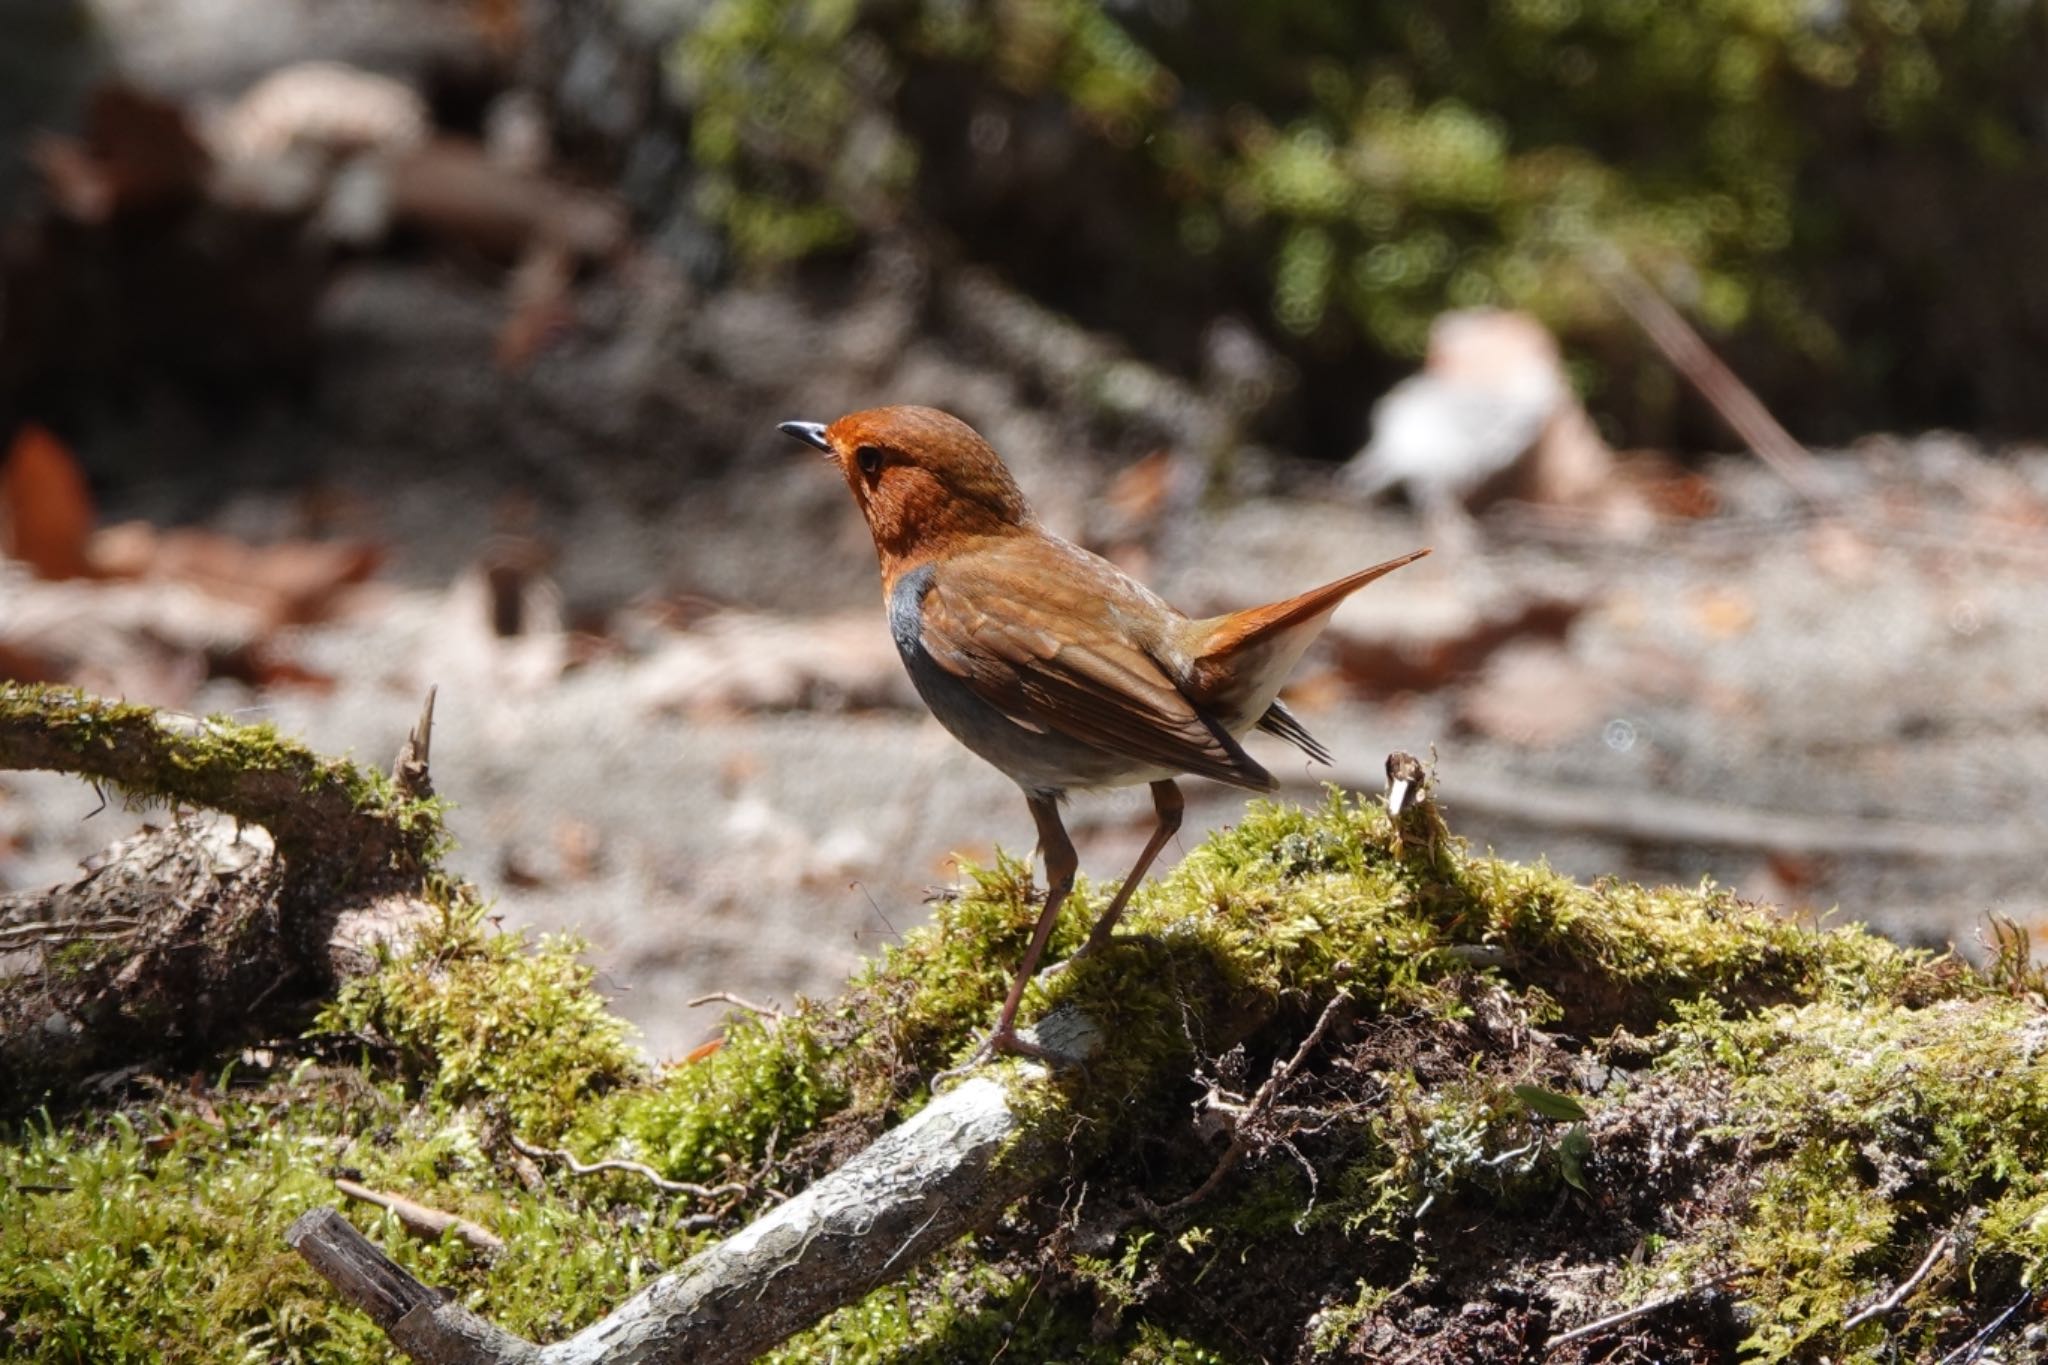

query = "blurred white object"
[[207, 61, 428, 164], [201, 61, 427, 235], [1345, 309, 1611, 527]]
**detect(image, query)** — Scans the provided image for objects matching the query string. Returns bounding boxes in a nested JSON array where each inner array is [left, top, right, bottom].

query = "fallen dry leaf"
[[552, 819, 603, 882], [1456, 643, 1610, 748], [1806, 520, 1878, 582], [1332, 596, 1585, 698], [31, 84, 210, 222], [2, 425, 96, 580], [89, 521, 383, 626], [390, 138, 626, 263], [496, 243, 577, 370], [1688, 586, 1756, 639], [633, 610, 913, 717]]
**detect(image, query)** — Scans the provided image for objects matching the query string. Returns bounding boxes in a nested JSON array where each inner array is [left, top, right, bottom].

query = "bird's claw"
[[929, 1025, 1066, 1093]]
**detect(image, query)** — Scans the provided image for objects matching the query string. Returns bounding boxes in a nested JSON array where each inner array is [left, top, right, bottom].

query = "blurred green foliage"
[[670, 0, 2046, 435]]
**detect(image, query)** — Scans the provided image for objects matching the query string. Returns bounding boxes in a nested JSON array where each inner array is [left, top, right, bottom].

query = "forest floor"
[[6, 249, 2046, 1060]]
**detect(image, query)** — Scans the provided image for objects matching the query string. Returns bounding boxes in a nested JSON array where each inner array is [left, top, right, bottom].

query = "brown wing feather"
[[917, 565, 1275, 791]]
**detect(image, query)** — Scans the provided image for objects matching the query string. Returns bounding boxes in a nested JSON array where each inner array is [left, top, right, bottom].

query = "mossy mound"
[[4, 791, 2040, 1362]]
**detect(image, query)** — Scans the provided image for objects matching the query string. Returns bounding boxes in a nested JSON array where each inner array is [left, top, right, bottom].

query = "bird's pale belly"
[[890, 567, 1185, 796]]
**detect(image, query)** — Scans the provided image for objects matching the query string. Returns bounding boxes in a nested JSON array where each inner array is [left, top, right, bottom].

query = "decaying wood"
[[293, 1010, 1102, 1365], [0, 684, 441, 1103], [0, 685, 438, 880], [286, 1209, 537, 1365]]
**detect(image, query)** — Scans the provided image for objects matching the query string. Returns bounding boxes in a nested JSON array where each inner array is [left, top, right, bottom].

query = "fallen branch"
[[0, 684, 438, 880], [0, 686, 445, 1104], [1305, 767, 2035, 862], [294, 1010, 1102, 1364], [336, 1178, 506, 1255], [286, 1208, 538, 1365], [1583, 246, 1830, 506]]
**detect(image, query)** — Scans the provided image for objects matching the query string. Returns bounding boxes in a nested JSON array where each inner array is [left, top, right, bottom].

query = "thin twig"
[[1582, 245, 1830, 506], [1842, 1233, 1953, 1331], [688, 991, 786, 1020], [1935, 1288, 2036, 1365], [1546, 1273, 1737, 1353], [1160, 990, 1352, 1216], [333, 1177, 505, 1254], [505, 1131, 748, 1209]]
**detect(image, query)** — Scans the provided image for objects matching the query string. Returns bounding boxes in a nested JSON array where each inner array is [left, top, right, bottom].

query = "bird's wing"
[[916, 560, 1274, 792]]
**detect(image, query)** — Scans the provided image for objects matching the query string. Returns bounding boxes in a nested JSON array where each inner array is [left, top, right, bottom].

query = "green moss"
[[1651, 995, 2048, 1361], [566, 1012, 840, 1186], [313, 901, 643, 1141], [2, 786, 2037, 1362], [0, 683, 450, 874]]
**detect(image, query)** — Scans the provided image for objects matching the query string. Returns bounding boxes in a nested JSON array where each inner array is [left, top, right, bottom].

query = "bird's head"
[[779, 405, 1034, 570]]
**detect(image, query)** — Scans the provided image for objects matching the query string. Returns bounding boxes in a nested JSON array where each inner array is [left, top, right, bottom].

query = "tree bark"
[[293, 1011, 1103, 1364]]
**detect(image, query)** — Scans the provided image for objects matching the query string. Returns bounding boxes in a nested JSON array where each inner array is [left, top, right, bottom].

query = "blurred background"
[[3, 0, 2045, 1058]]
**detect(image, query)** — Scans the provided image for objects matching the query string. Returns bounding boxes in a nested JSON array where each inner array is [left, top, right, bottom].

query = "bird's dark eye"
[[855, 445, 884, 478]]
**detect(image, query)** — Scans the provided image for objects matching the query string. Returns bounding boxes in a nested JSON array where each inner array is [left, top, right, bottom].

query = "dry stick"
[[1301, 766, 2035, 862], [1583, 245, 1831, 506], [503, 1131, 747, 1211], [286, 1208, 539, 1365], [687, 991, 785, 1020], [293, 1009, 1102, 1365], [1934, 1287, 2037, 1365], [335, 1178, 506, 1254], [1545, 1273, 1738, 1354], [1841, 1233, 1954, 1332], [1160, 990, 1352, 1217]]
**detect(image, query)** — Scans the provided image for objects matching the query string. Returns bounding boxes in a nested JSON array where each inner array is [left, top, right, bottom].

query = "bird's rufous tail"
[[1195, 548, 1431, 664]]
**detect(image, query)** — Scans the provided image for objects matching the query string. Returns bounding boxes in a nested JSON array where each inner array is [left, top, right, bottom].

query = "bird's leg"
[[1076, 779, 1183, 958], [938, 794, 1077, 1084]]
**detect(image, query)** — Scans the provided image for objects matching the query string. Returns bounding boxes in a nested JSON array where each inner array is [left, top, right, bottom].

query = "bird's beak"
[[777, 420, 832, 456]]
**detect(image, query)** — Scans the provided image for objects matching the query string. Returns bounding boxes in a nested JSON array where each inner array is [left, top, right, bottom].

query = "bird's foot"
[[929, 1024, 1066, 1092]]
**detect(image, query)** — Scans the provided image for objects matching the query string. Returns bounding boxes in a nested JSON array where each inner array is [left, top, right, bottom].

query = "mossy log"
[[293, 1056, 1087, 1364], [0, 683, 446, 1105], [8, 749, 2048, 1362]]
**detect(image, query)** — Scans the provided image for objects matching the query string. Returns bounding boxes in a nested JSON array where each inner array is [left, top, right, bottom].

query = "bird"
[[780, 405, 1428, 1063], [1344, 308, 1611, 544]]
